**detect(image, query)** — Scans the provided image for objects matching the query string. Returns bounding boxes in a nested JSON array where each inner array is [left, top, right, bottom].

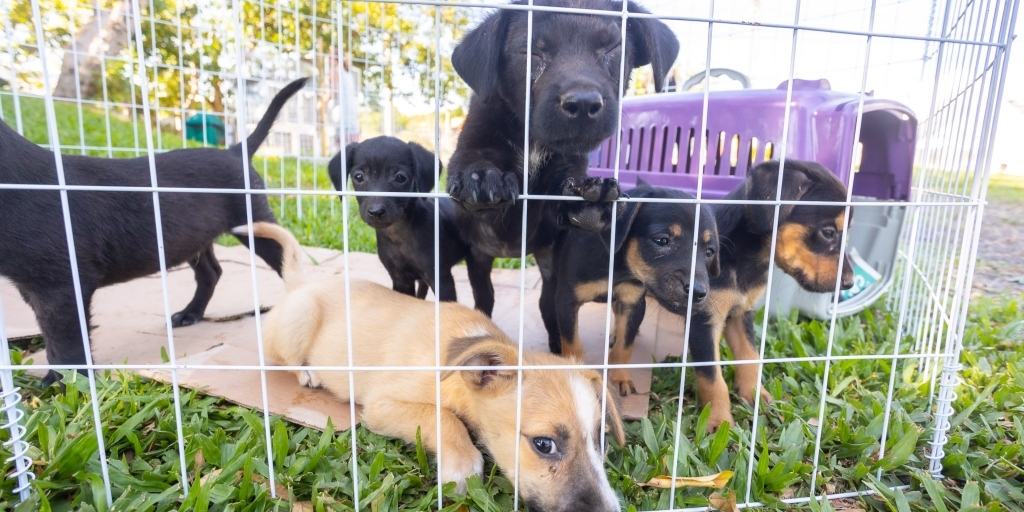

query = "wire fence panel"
[[0, 0, 1018, 510]]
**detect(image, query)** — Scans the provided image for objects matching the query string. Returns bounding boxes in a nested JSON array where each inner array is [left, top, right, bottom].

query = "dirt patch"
[[972, 198, 1024, 297]]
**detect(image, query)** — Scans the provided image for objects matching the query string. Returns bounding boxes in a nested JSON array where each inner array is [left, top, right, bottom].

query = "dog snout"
[[690, 281, 708, 302], [840, 256, 855, 290], [559, 90, 604, 119], [367, 205, 386, 219]]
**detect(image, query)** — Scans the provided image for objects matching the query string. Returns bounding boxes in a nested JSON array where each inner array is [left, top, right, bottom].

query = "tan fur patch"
[[669, 224, 683, 237], [702, 230, 712, 243], [560, 335, 585, 361], [613, 282, 645, 306], [723, 313, 760, 404], [835, 212, 847, 229], [625, 239, 654, 283], [574, 280, 609, 303]]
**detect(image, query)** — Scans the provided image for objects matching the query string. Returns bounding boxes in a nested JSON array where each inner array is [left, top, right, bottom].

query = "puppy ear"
[[327, 149, 346, 191], [452, 8, 511, 100], [407, 141, 440, 193], [635, 177, 650, 187], [623, 1, 680, 93], [443, 337, 518, 391], [606, 200, 638, 254], [588, 373, 626, 446], [745, 160, 812, 234]]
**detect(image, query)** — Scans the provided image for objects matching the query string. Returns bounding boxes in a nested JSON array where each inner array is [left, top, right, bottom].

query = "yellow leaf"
[[709, 490, 740, 512], [641, 470, 733, 489], [292, 502, 314, 512]]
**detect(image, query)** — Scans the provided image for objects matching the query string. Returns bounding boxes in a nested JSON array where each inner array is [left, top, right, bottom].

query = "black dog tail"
[[234, 77, 309, 158], [231, 222, 305, 292]]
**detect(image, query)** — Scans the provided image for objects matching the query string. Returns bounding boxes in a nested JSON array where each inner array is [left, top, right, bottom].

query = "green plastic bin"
[[185, 114, 225, 146]]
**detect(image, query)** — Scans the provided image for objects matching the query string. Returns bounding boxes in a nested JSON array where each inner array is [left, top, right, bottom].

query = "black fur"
[[0, 78, 308, 387], [327, 136, 495, 315], [689, 159, 855, 420], [446, 0, 681, 263], [540, 181, 719, 395]]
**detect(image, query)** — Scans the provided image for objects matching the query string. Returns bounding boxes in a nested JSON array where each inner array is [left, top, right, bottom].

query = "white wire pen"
[[0, 0, 1019, 508]]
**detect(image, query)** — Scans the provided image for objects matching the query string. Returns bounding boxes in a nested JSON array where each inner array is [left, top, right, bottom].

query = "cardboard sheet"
[[2, 244, 688, 432]]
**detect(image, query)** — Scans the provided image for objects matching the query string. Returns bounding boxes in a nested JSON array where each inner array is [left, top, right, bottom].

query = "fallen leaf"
[[808, 418, 820, 427], [251, 472, 290, 499], [642, 470, 734, 489], [198, 468, 222, 487], [709, 489, 739, 512], [292, 502, 314, 512]]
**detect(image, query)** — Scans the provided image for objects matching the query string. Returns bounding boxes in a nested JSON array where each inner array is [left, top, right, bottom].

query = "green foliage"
[[1, 294, 1020, 510]]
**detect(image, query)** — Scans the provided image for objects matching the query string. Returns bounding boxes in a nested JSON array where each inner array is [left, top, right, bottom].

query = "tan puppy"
[[234, 222, 626, 512]]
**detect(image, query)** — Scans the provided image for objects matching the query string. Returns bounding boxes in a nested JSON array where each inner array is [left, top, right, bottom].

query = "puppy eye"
[[352, 172, 364, 183], [820, 227, 837, 241], [394, 173, 408, 184], [531, 437, 558, 455], [651, 236, 669, 247], [705, 247, 716, 259]]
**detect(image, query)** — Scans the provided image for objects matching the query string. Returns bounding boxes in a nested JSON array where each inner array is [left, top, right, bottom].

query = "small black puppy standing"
[[328, 136, 495, 315], [446, 0, 681, 281], [692, 160, 855, 430], [0, 78, 308, 387], [541, 181, 720, 395]]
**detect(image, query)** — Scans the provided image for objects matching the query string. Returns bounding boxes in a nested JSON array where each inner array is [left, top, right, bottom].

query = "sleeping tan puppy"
[[233, 222, 626, 512]]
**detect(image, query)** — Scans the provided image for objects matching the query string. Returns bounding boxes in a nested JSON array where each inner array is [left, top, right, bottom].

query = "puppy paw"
[[609, 368, 638, 396], [561, 177, 620, 232], [171, 310, 203, 328], [297, 369, 323, 389], [441, 448, 485, 494], [564, 176, 620, 203], [447, 164, 520, 212], [738, 384, 773, 406], [706, 406, 734, 432]]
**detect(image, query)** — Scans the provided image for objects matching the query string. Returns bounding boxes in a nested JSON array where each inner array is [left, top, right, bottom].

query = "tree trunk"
[[53, 0, 150, 99]]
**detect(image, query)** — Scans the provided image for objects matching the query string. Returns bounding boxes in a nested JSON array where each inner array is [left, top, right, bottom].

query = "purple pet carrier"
[[588, 78, 917, 318]]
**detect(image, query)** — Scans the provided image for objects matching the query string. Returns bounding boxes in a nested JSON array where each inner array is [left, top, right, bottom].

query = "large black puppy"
[[447, 0, 680, 265], [693, 160, 855, 430], [541, 181, 719, 395], [0, 78, 307, 386], [327, 136, 495, 315]]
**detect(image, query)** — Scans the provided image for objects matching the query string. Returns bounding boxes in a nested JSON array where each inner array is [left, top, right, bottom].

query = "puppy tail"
[[231, 222, 305, 291], [235, 77, 310, 158]]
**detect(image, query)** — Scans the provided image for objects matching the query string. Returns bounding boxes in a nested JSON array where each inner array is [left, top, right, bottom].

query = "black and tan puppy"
[[540, 181, 720, 395], [693, 160, 855, 429], [327, 136, 495, 315], [236, 221, 626, 512], [0, 78, 307, 387], [446, 0, 681, 267]]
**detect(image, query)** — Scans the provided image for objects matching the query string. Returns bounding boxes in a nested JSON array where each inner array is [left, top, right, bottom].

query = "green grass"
[[2, 295, 1021, 511], [3, 88, 1021, 511], [985, 174, 1024, 204]]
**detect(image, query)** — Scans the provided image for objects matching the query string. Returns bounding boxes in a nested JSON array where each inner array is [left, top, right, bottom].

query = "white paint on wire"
[[28, 0, 113, 505], [127, 0, 191, 493]]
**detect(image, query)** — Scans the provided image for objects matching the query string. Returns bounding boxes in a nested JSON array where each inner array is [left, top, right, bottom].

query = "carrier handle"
[[680, 68, 751, 91]]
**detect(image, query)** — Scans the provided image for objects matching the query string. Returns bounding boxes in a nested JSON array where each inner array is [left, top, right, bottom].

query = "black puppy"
[[327, 136, 495, 315], [446, 0, 681, 277], [0, 77, 307, 386], [541, 180, 720, 395], [692, 160, 855, 430]]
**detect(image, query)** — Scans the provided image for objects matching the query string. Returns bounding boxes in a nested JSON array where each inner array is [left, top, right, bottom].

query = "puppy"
[[692, 160, 855, 429], [446, 0, 681, 281], [327, 136, 495, 315], [540, 181, 720, 396], [236, 222, 626, 512], [0, 78, 307, 386]]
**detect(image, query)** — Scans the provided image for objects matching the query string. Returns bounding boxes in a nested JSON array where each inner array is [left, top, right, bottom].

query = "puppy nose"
[[691, 282, 708, 302], [560, 90, 604, 119], [841, 271, 855, 290], [367, 206, 385, 219]]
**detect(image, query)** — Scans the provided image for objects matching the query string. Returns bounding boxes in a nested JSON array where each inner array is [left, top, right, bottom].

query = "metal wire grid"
[[0, 0, 1018, 509]]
